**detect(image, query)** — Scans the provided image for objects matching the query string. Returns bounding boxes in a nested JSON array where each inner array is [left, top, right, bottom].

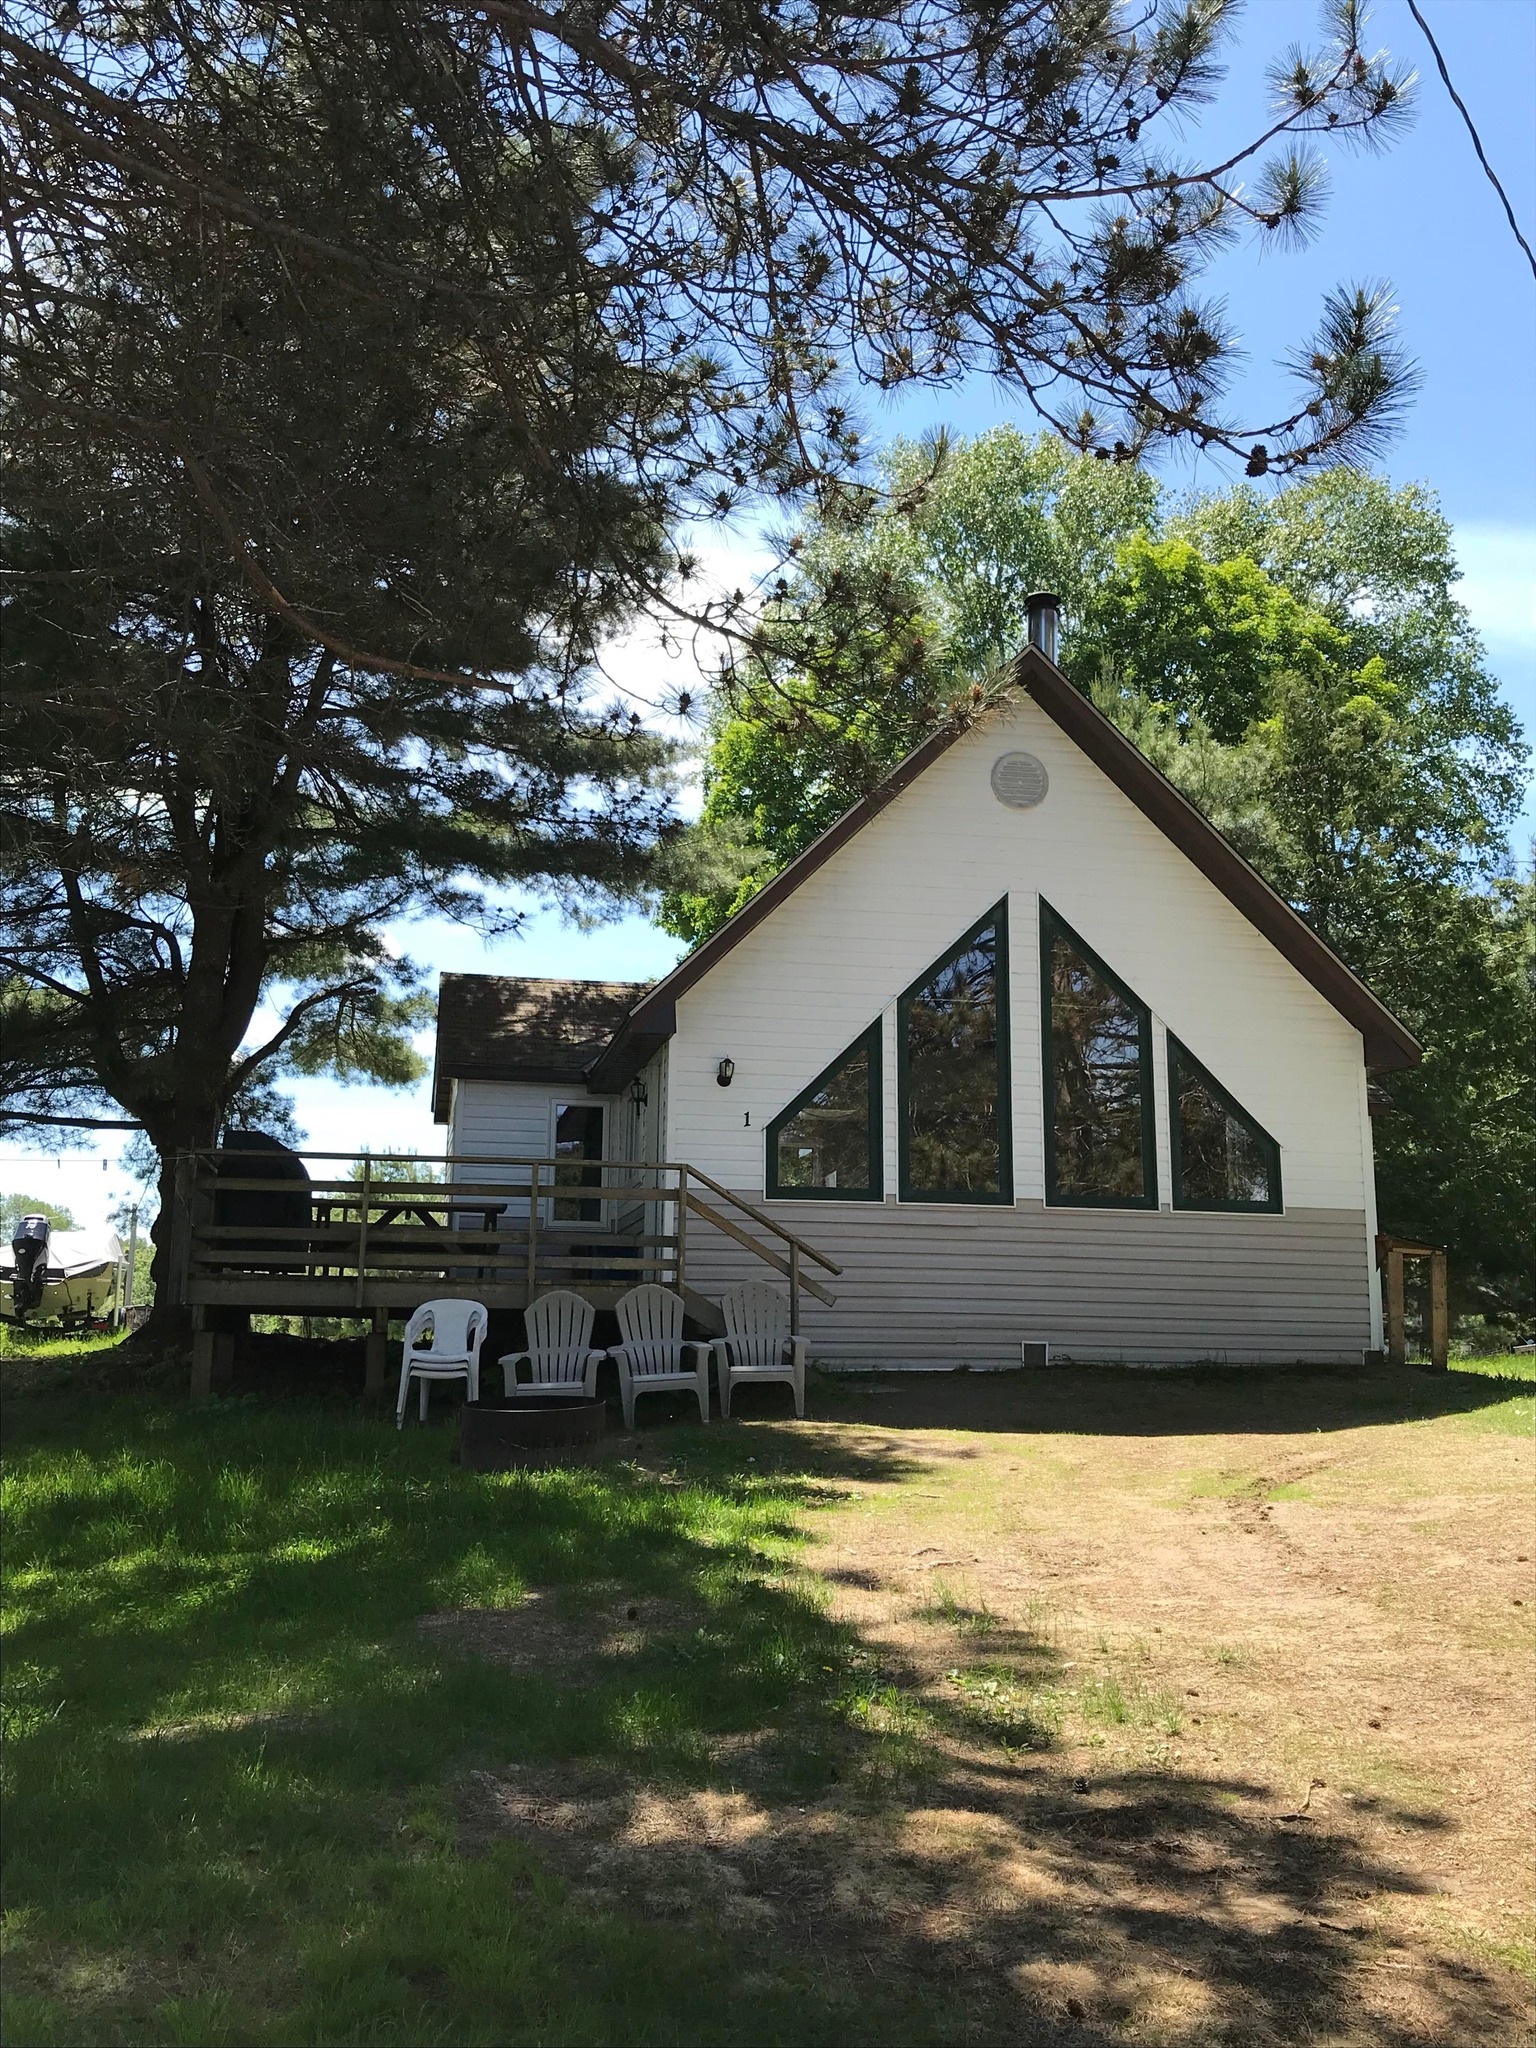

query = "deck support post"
[[1429, 1251, 1449, 1373], [365, 1306, 389, 1399], [190, 1303, 212, 1399], [191, 1310, 236, 1398], [1384, 1247, 1407, 1369], [355, 1162, 370, 1310]]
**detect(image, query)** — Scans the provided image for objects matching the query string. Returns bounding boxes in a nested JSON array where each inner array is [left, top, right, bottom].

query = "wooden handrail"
[[684, 1195, 836, 1307], [175, 1147, 844, 1312], [682, 1165, 843, 1275], [179, 1147, 692, 1171], [200, 1178, 685, 1207]]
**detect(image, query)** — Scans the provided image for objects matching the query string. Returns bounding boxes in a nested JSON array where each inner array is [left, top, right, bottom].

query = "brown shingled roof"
[[431, 974, 649, 1122]]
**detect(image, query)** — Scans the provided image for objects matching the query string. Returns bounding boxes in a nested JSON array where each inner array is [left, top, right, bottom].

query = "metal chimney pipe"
[[1025, 591, 1060, 664]]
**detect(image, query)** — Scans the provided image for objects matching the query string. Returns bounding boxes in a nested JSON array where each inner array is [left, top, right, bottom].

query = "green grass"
[[0, 1325, 126, 1359], [913, 1579, 998, 1635], [941, 1666, 1058, 1751], [1181, 1468, 1312, 1504], [0, 1393, 936, 2047], [1453, 1353, 1536, 1383]]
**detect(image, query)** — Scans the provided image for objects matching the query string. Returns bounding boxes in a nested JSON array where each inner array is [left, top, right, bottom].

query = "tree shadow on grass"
[[1, 1391, 1526, 2046], [456, 1688, 1522, 2047], [0, 1394, 934, 2043], [805, 1362, 1534, 1439]]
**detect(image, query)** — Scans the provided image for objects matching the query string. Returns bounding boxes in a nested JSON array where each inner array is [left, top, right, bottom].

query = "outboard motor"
[[11, 1213, 51, 1317]]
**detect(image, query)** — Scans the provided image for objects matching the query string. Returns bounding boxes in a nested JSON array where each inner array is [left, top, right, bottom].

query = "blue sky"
[[7, 0, 1533, 1233]]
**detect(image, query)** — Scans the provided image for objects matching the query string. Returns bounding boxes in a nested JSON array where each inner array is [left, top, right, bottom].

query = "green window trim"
[[1167, 1034, 1284, 1214], [897, 900, 1013, 1206], [1040, 901, 1157, 1211], [765, 1021, 884, 1201]]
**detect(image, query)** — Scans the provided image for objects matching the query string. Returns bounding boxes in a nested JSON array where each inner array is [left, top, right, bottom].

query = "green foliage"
[[345, 1152, 446, 1187], [661, 600, 947, 944], [5, 1, 1420, 499], [660, 432, 1154, 940], [0, 1195, 76, 1237], [1070, 537, 1348, 741], [834, 429, 1162, 673]]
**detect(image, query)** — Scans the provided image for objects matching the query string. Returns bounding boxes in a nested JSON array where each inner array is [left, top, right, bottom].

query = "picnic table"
[[309, 1195, 510, 1277], [311, 1195, 509, 1233]]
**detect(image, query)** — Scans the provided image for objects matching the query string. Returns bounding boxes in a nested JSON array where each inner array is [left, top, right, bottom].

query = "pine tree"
[[0, 38, 677, 1328]]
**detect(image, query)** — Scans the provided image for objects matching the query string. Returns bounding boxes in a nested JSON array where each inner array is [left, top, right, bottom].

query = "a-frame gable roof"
[[586, 643, 1419, 1090]]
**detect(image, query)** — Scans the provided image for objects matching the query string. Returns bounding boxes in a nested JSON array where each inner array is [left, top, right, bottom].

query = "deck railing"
[[171, 1148, 841, 1330]]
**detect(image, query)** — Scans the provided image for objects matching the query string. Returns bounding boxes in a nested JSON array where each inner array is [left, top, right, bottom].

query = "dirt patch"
[[445, 1365, 1534, 2045], [460, 1745, 1529, 2044]]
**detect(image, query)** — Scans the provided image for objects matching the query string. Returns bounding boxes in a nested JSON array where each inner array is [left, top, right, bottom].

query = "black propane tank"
[[213, 1131, 312, 1268]]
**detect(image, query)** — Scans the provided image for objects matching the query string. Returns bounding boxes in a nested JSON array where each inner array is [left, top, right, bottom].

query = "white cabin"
[[431, 645, 1418, 1369]]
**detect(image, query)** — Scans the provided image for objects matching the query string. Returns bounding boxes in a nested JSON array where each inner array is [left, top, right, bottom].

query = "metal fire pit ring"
[[455, 1393, 607, 1470]]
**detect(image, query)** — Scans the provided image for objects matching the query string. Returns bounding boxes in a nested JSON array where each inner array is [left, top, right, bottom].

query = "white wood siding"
[[449, 1080, 617, 1220], [661, 697, 1378, 1361], [683, 1198, 1371, 1367]]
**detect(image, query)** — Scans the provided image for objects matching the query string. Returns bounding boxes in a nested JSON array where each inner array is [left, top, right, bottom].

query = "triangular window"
[[767, 1024, 882, 1199], [1169, 1037, 1282, 1211], [898, 905, 1012, 1203], [1042, 905, 1155, 1207]]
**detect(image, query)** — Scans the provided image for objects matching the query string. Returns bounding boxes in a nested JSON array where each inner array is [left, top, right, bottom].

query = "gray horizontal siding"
[[685, 1196, 1372, 1367]]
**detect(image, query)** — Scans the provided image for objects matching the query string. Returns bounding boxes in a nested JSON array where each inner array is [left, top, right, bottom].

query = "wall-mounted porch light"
[[716, 1057, 735, 1088], [628, 1076, 649, 1111]]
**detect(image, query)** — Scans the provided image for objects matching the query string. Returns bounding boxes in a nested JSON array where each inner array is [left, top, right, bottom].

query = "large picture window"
[[898, 905, 1011, 1204], [1041, 905, 1155, 1208], [1169, 1037, 1282, 1212], [766, 1024, 883, 1199]]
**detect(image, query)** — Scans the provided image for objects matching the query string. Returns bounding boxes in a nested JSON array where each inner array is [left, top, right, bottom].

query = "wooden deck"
[[166, 1149, 840, 1397]]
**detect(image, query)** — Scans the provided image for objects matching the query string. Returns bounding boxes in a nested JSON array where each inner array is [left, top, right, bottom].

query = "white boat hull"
[[1, 1230, 127, 1327]]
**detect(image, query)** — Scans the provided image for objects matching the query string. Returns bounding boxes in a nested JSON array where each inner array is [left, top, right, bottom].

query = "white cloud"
[[590, 529, 778, 821]]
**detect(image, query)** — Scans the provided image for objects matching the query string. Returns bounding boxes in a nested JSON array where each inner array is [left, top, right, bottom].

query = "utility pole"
[[124, 1204, 139, 1328]]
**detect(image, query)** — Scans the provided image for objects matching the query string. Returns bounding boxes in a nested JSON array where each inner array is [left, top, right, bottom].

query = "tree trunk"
[[135, 1106, 222, 1350]]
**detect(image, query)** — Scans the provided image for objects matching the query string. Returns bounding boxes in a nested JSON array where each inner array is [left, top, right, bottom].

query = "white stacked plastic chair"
[[498, 1289, 605, 1400], [396, 1298, 487, 1428], [712, 1281, 808, 1419], [611, 1284, 712, 1429]]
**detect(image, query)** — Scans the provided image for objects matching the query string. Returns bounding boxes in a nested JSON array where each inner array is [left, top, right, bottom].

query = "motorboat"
[[1, 1215, 128, 1328]]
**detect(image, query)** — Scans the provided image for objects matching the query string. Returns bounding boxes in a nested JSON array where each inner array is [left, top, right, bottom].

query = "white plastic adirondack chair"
[[498, 1289, 605, 1399], [712, 1281, 808, 1419], [610, 1284, 711, 1429], [396, 1298, 487, 1428]]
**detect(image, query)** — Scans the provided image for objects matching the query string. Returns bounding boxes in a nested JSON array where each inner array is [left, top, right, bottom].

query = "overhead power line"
[[1407, 0, 1536, 285], [0, 1113, 144, 1129]]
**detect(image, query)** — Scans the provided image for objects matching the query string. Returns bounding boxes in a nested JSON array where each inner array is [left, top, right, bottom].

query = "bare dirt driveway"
[[474, 1364, 1534, 2048]]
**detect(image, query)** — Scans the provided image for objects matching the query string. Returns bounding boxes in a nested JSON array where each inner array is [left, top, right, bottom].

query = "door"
[[552, 1103, 605, 1223]]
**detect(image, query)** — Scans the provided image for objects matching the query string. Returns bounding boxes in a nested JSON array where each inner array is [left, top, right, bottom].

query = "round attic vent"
[[990, 751, 1049, 809]]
